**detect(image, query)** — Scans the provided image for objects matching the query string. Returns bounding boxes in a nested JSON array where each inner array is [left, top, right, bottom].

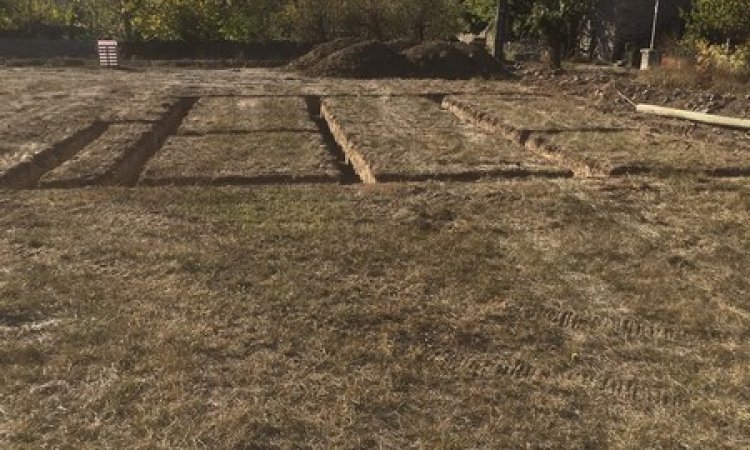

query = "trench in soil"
[[0, 122, 109, 189], [378, 167, 571, 183], [422, 93, 447, 104], [304, 95, 361, 184], [179, 129, 321, 136], [32, 97, 199, 189], [322, 93, 572, 184], [442, 98, 593, 178], [203, 92, 514, 99], [443, 97, 750, 180], [140, 174, 341, 187], [115, 97, 199, 187]]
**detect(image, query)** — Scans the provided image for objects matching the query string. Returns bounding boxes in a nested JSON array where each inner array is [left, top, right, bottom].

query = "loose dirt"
[[304, 40, 414, 79], [293, 39, 503, 79], [404, 41, 502, 80], [287, 38, 361, 71]]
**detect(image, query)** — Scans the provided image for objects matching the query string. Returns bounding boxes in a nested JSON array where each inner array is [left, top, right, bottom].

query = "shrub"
[[695, 40, 750, 75]]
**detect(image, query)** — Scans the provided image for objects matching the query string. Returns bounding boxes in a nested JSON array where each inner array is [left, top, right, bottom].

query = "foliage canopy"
[[685, 0, 750, 44], [0, 0, 469, 42]]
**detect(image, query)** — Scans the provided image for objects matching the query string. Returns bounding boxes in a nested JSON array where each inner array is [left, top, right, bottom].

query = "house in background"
[[590, 0, 692, 63]]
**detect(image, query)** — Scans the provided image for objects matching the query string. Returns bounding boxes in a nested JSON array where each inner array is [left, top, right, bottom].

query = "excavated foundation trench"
[[3, 98, 198, 190], [441, 97, 594, 178], [319, 99, 377, 184], [140, 174, 341, 187], [0, 122, 109, 189], [304, 96, 361, 184], [322, 94, 573, 184], [116, 97, 198, 187], [442, 97, 750, 179], [2, 94, 649, 190]]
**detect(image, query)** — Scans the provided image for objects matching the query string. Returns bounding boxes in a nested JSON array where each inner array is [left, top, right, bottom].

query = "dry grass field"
[[142, 133, 341, 185], [40, 123, 156, 187], [178, 97, 318, 134], [446, 95, 750, 177], [322, 96, 569, 182], [0, 67, 748, 448]]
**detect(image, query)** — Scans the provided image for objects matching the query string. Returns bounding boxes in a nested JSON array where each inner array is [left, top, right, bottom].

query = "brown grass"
[[322, 96, 567, 180], [0, 66, 749, 448], [1, 179, 749, 448], [0, 109, 95, 174], [141, 133, 341, 184], [638, 65, 750, 94], [179, 97, 318, 134], [40, 124, 154, 187], [447, 95, 750, 176]]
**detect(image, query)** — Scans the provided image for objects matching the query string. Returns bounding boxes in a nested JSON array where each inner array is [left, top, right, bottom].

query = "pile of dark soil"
[[305, 40, 414, 78], [404, 41, 502, 79], [384, 39, 420, 53], [287, 38, 360, 71], [291, 39, 502, 79]]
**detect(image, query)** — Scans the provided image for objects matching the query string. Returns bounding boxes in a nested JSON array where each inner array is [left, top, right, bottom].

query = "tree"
[[686, 0, 750, 45], [492, 0, 508, 60], [527, 0, 597, 69], [221, 0, 281, 41], [276, 0, 343, 41], [0, 1, 12, 30], [462, 0, 533, 35], [396, 0, 463, 41]]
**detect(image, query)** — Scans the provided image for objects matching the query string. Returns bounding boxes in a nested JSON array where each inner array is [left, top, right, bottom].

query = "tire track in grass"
[[517, 304, 733, 342], [457, 354, 686, 407], [463, 300, 740, 406]]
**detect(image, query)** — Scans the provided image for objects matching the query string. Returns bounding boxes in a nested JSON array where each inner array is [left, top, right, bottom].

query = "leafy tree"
[[685, 0, 750, 45], [275, 0, 340, 41], [462, 0, 533, 36], [221, 0, 281, 41], [527, 0, 597, 68], [396, 0, 463, 40], [0, 0, 604, 46], [0, 1, 12, 30]]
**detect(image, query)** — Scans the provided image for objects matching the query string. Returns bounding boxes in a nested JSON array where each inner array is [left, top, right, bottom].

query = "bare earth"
[[0, 67, 748, 448]]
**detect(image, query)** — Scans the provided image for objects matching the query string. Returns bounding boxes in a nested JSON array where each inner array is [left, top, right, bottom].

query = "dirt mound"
[[305, 40, 414, 78], [288, 38, 360, 71], [404, 41, 501, 79], [294, 39, 502, 79], [384, 39, 420, 53]]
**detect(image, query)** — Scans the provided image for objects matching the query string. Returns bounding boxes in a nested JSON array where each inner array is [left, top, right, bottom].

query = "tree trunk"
[[549, 39, 563, 69], [588, 22, 598, 62], [492, 0, 508, 62]]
